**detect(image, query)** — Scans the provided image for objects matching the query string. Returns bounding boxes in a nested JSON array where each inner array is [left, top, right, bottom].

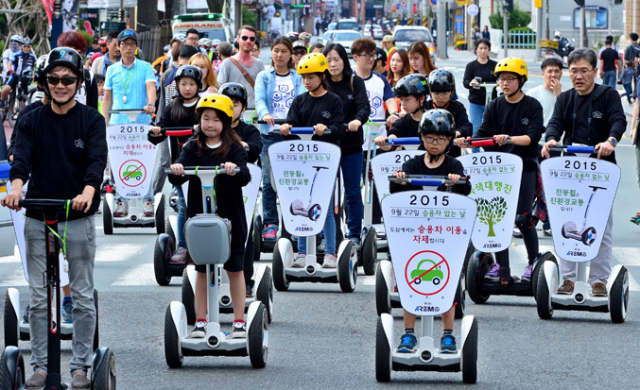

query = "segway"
[[289, 166, 328, 220], [460, 137, 556, 303], [103, 109, 164, 234], [0, 199, 115, 389], [376, 179, 478, 383], [163, 167, 268, 368], [560, 185, 606, 246], [537, 145, 628, 323], [268, 128, 358, 292]]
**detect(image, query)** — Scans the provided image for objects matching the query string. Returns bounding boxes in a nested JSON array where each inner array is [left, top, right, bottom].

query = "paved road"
[[1, 47, 639, 388]]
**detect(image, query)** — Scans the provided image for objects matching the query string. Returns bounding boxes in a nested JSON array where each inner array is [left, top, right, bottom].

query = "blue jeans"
[[341, 151, 363, 239], [468, 102, 486, 153], [622, 82, 633, 102], [298, 195, 336, 256], [260, 133, 283, 226], [176, 186, 187, 248], [603, 70, 617, 90]]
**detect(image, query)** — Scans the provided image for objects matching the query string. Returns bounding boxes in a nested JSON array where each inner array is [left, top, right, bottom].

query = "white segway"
[[269, 128, 358, 292], [536, 145, 629, 323], [376, 178, 478, 383], [103, 109, 164, 235], [164, 167, 268, 368]]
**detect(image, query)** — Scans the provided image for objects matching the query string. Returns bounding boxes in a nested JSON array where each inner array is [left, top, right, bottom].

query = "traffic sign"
[[119, 160, 147, 187], [405, 250, 450, 296]]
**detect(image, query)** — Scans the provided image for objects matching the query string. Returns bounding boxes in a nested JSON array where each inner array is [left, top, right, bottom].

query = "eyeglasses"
[[356, 53, 375, 60], [46, 76, 78, 86], [293, 50, 306, 55], [422, 136, 449, 145], [569, 68, 595, 76], [498, 77, 518, 83], [120, 41, 136, 48], [100, 44, 107, 48], [251, 48, 259, 53], [21, 45, 31, 48], [241, 35, 256, 42]]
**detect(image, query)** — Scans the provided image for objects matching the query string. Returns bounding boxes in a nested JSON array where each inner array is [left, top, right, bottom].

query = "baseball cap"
[[118, 29, 138, 44], [293, 40, 307, 49], [382, 35, 394, 43]]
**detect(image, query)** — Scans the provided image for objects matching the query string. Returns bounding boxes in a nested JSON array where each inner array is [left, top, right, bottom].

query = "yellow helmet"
[[196, 93, 234, 120], [297, 53, 329, 75], [494, 57, 528, 82]]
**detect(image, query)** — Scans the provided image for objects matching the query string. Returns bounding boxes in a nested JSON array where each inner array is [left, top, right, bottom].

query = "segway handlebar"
[[388, 175, 468, 186], [387, 137, 421, 146], [164, 167, 241, 175], [157, 127, 195, 137], [269, 127, 332, 135], [18, 199, 73, 209], [108, 109, 147, 114], [464, 136, 512, 147], [257, 119, 287, 125], [549, 145, 595, 154]]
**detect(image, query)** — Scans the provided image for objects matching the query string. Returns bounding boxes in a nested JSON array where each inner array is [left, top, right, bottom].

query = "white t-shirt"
[[270, 72, 295, 131], [526, 85, 556, 127], [2, 48, 17, 81], [362, 71, 394, 150]]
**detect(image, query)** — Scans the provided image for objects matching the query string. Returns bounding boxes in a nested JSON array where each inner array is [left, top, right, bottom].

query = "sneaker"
[[232, 320, 246, 338], [62, 298, 74, 324], [543, 227, 552, 237], [557, 280, 575, 295], [484, 263, 500, 280], [143, 200, 154, 217], [25, 372, 46, 388], [512, 227, 523, 238], [246, 284, 253, 298], [190, 319, 207, 338], [170, 247, 188, 263], [23, 304, 29, 324], [397, 332, 417, 353], [349, 237, 361, 252], [262, 224, 278, 240], [591, 282, 607, 297], [113, 201, 128, 217], [440, 334, 457, 353], [71, 371, 90, 389], [323, 254, 337, 268], [292, 254, 306, 268], [521, 264, 533, 282]]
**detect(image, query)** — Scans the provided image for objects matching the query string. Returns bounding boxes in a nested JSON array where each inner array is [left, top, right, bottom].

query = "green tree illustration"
[[477, 196, 507, 237]]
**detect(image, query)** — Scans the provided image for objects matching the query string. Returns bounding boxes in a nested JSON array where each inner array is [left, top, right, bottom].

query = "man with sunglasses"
[[217, 25, 265, 110], [292, 40, 308, 68], [3, 47, 107, 389], [0, 38, 37, 109], [2, 34, 22, 84]]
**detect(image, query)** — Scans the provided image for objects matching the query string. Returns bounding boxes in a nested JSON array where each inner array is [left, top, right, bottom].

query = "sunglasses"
[[47, 76, 78, 86], [241, 35, 256, 42], [293, 50, 306, 55], [22, 45, 31, 48]]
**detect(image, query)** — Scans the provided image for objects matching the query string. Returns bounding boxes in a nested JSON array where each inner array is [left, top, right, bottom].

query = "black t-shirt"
[[285, 91, 345, 145], [149, 101, 198, 164], [463, 59, 498, 105], [389, 154, 471, 196], [233, 121, 262, 163], [327, 74, 370, 155], [600, 48, 619, 72]]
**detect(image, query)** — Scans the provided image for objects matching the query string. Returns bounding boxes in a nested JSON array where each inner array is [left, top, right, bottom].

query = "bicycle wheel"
[[6, 89, 17, 128]]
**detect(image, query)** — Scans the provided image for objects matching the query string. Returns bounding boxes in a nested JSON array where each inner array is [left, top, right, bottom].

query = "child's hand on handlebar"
[[279, 123, 292, 136], [446, 173, 461, 186], [222, 162, 237, 176], [149, 126, 161, 136], [348, 119, 361, 132], [374, 135, 388, 147], [170, 163, 185, 176], [541, 139, 557, 159], [454, 137, 468, 148], [393, 170, 407, 184], [314, 124, 327, 135], [494, 134, 509, 146], [262, 114, 275, 126]]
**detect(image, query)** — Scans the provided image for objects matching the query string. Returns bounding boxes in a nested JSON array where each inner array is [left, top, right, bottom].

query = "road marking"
[[95, 243, 147, 262], [111, 263, 157, 286], [361, 275, 375, 285]]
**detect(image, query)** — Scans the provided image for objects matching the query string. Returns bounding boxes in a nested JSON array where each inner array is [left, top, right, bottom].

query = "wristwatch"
[[608, 137, 617, 147]]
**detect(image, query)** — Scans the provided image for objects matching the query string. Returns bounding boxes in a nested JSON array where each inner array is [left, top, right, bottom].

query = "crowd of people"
[[0, 24, 638, 387]]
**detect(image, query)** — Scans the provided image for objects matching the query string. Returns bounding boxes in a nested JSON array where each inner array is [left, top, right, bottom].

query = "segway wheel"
[[308, 204, 322, 221], [272, 244, 289, 291], [362, 228, 377, 276], [153, 234, 174, 286], [102, 199, 113, 235], [181, 269, 196, 325], [3, 291, 19, 347], [532, 252, 557, 300], [466, 251, 492, 304], [91, 348, 116, 390], [536, 265, 554, 320], [256, 267, 273, 324], [165, 217, 176, 244], [461, 317, 478, 384], [375, 262, 391, 316], [454, 275, 466, 319], [610, 266, 629, 324], [581, 227, 596, 246], [155, 194, 165, 234], [338, 241, 357, 293], [164, 305, 183, 368], [253, 215, 263, 261], [375, 317, 391, 382], [0, 346, 25, 389], [93, 290, 100, 351], [248, 303, 268, 369]]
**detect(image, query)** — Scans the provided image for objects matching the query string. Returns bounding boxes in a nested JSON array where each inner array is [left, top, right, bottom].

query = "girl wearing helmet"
[[390, 109, 471, 354], [280, 53, 345, 268], [170, 94, 251, 339], [150, 65, 203, 263], [455, 57, 544, 282], [189, 53, 220, 95]]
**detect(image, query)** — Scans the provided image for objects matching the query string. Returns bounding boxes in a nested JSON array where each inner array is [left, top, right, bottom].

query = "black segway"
[[0, 199, 115, 389]]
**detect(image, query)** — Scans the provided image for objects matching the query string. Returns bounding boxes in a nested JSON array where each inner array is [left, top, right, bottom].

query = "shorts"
[[194, 252, 244, 273]]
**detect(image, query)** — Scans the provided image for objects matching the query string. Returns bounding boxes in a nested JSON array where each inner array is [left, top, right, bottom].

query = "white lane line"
[[94, 243, 147, 262], [111, 263, 157, 286]]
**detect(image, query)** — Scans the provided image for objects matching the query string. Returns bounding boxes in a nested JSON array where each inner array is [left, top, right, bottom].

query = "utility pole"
[[535, 0, 543, 61], [50, 0, 62, 49], [436, 0, 447, 59], [580, 5, 587, 47]]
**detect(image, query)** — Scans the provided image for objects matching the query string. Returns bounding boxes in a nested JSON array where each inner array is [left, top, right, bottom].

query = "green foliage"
[[242, 5, 257, 30], [76, 30, 94, 49], [488, 5, 532, 30], [477, 196, 507, 237]]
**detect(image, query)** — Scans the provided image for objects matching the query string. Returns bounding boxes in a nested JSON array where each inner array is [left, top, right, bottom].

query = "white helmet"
[[554, 30, 562, 38]]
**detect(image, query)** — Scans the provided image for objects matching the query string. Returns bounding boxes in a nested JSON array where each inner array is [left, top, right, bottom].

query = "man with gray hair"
[[542, 48, 626, 297]]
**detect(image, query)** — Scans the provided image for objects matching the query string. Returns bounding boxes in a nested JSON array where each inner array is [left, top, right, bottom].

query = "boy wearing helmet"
[[455, 57, 544, 282], [2, 47, 107, 389], [390, 109, 471, 354]]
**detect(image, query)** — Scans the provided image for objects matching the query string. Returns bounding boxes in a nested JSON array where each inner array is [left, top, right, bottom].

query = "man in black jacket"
[[1, 48, 107, 389], [542, 48, 626, 298]]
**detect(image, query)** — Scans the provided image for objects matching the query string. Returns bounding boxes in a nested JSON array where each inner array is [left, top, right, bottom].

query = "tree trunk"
[[207, 0, 224, 12], [164, 0, 173, 20], [137, 0, 158, 32]]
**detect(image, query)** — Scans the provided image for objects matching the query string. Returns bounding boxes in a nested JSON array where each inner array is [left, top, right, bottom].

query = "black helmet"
[[394, 74, 429, 98], [374, 47, 387, 67], [428, 69, 455, 93], [43, 47, 84, 78], [418, 109, 456, 138], [174, 65, 203, 91], [34, 55, 48, 84], [219, 82, 248, 109]]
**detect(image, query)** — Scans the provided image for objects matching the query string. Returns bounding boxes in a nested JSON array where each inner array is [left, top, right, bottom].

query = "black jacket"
[[327, 74, 370, 155]]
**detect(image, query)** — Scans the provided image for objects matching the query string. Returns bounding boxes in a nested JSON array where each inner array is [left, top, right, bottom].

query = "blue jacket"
[[254, 67, 306, 135]]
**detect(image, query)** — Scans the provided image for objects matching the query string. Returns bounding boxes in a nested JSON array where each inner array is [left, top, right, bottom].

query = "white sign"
[[382, 191, 476, 315], [268, 140, 341, 237], [371, 150, 423, 202], [467, 4, 479, 16], [541, 157, 620, 262], [458, 152, 523, 253], [87, 0, 137, 8], [106, 124, 158, 199], [363, 122, 387, 151], [243, 164, 262, 247]]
